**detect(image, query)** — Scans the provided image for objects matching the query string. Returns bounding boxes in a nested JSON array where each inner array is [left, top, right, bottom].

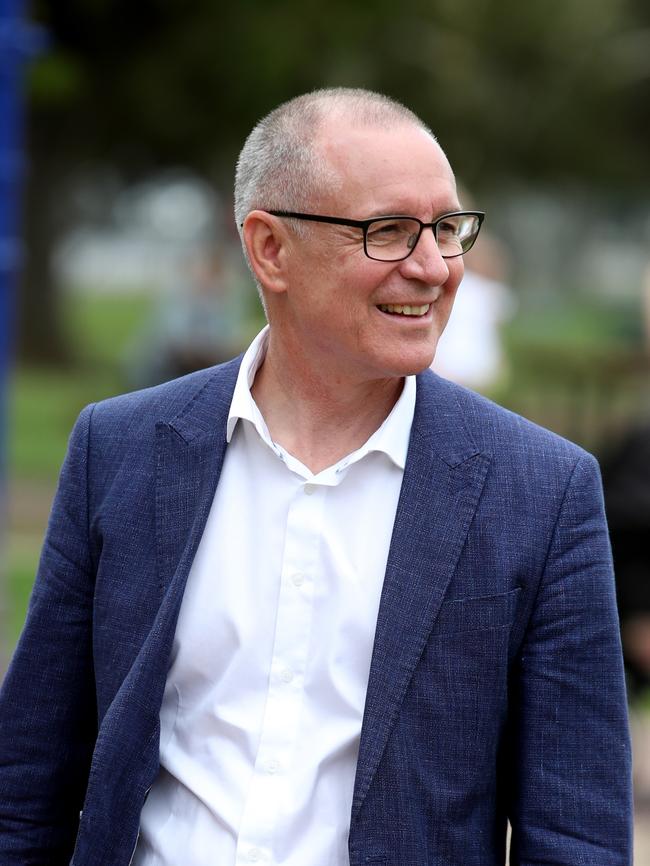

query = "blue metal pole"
[[1, 0, 24, 479], [0, 0, 44, 667]]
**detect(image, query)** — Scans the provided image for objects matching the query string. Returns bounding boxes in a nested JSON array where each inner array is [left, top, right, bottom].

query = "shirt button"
[[280, 668, 294, 683], [248, 848, 262, 862], [303, 483, 316, 496], [291, 573, 305, 587], [265, 759, 279, 774]]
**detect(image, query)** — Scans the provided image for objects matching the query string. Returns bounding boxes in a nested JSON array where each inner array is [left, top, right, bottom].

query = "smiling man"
[[0, 89, 632, 866]]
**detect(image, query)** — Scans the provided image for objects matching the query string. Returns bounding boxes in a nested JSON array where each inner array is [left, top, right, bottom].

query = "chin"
[[380, 348, 437, 378], [403, 342, 439, 375]]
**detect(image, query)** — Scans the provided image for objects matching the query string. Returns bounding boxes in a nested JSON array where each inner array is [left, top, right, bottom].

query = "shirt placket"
[[235, 480, 327, 866]]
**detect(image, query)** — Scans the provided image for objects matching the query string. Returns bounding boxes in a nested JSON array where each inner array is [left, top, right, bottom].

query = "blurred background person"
[[125, 243, 248, 388], [432, 220, 515, 391]]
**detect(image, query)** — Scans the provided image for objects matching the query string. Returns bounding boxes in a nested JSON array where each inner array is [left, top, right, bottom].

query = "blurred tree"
[[22, 0, 650, 361]]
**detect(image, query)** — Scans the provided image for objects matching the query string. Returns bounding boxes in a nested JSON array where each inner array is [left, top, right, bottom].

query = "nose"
[[397, 225, 451, 285]]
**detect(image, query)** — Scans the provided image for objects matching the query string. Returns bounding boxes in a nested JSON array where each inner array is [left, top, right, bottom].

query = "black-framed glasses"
[[267, 209, 485, 262]]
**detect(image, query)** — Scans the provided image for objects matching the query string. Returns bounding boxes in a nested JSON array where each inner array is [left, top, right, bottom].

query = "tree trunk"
[[16, 113, 72, 365]]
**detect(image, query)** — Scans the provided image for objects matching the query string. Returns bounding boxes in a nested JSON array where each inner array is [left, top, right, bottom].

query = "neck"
[[251, 330, 404, 474]]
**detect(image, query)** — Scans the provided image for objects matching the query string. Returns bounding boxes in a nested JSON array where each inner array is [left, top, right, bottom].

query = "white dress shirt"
[[134, 327, 416, 866]]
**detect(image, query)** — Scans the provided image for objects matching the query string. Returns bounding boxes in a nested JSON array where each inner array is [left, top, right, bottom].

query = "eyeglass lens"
[[365, 214, 480, 261]]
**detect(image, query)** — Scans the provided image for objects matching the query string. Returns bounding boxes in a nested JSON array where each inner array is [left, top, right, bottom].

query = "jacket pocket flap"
[[433, 587, 521, 634]]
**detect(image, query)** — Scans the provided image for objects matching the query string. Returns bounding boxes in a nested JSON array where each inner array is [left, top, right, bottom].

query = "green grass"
[[10, 368, 111, 481], [64, 292, 154, 367], [492, 298, 649, 452], [9, 292, 154, 481], [6, 291, 155, 647], [504, 299, 642, 350]]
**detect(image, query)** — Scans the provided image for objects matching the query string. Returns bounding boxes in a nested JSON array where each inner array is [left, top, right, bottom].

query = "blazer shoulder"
[[422, 372, 595, 474], [84, 355, 243, 449]]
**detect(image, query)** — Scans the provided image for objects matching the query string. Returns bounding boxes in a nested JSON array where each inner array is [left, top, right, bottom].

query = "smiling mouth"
[[377, 303, 430, 317]]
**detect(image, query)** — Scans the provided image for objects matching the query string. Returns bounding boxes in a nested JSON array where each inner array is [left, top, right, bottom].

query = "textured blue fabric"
[[0, 360, 632, 865]]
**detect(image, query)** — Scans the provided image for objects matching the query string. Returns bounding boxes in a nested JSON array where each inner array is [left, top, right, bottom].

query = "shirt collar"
[[226, 326, 272, 444], [359, 374, 415, 471], [226, 325, 416, 471]]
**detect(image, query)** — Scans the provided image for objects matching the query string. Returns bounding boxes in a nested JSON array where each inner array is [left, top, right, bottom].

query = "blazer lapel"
[[351, 372, 491, 823], [155, 357, 242, 605], [128, 358, 242, 750]]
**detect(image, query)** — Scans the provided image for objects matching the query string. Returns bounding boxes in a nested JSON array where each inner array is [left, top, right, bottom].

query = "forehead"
[[315, 119, 458, 217]]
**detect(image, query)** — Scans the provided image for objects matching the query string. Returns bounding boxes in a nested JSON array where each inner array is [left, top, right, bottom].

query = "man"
[[0, 88, 632, 865]]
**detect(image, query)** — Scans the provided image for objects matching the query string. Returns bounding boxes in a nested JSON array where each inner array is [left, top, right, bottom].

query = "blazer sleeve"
[[0, 404, 98, 865], [507, 451, 633, 865]]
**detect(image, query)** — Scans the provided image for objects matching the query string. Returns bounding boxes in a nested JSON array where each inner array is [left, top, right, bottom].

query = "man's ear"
[[243, 211, 290, 295]]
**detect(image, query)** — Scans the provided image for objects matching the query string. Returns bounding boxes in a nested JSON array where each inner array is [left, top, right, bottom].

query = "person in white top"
[[0, 88, 631, 866]]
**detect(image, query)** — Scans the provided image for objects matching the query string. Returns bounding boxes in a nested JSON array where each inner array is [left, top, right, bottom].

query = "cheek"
[[437, 263, 464, 324], [328, 263, 385, 311], [447, 257, 465, 291], [441, 261, 464, 305]]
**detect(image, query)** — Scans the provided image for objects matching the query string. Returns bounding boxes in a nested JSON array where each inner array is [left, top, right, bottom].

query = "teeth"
[[378, 303, 430, 317]]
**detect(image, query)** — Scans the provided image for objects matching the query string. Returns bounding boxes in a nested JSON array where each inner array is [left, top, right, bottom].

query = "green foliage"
[[28, 51, 86, 106], [28, 0, 650, 187]]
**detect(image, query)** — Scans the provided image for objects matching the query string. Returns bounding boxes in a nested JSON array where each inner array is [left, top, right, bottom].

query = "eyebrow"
[[363, 203, 461, 220]]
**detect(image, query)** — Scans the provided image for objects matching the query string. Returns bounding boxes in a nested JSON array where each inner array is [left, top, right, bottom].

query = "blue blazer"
[[0, 359, 633, 865]]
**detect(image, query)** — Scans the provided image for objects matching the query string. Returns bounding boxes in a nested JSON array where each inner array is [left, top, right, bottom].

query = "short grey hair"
[[234, 88, 436, 300]]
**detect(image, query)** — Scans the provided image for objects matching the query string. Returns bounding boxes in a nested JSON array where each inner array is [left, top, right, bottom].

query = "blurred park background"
[[1, 0, 650, 858]]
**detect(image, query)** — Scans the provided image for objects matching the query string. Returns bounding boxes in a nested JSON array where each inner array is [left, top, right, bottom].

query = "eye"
[[437, 218, 461, 237], [367, 221, 402, 242], [367, 218, 420, 246]]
